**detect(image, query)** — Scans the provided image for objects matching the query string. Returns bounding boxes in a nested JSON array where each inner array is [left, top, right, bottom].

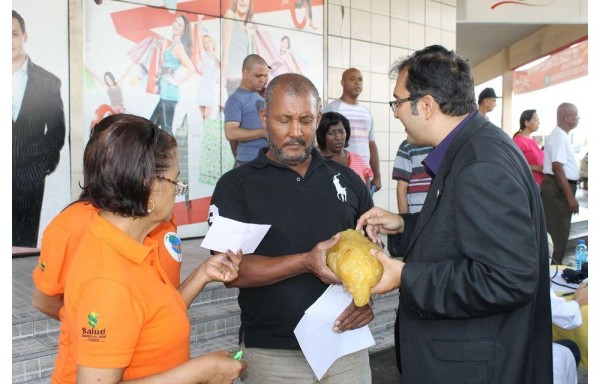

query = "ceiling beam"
[[472, 24, 587, 85]]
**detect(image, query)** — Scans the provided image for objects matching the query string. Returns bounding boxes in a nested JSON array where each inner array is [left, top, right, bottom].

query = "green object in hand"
[[232, 350, 243, 360]]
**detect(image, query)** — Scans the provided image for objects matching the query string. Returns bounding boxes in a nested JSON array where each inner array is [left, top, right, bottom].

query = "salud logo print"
[[88, 311, 99, 328], [82, 311, 107, 342], [333, 173, 347, 202], [164, 232, 182, 262]]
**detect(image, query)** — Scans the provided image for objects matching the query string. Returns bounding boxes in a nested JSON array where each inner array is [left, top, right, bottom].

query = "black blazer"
[[12, 58, 66, 187], [397, 113, 553, 384]]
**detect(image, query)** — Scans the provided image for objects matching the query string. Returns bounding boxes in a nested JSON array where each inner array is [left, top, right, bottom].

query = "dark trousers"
[[150, 99, 177, 136], [541, 175, 577, 264], [12, 178, 45, 247], [389, 233, 404, 374], [394, 309, 402, 374]]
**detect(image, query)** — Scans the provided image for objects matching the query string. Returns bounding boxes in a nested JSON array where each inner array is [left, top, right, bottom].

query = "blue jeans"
[[150, 99, 177, 136]]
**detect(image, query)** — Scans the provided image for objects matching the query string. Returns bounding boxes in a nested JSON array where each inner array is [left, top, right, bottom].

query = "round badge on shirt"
[[163, 232, 182, 262]]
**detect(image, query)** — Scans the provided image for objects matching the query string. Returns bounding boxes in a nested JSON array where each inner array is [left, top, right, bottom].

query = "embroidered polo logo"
[[333, 173, 347, 202], [40, 262, 46, 272], [164, 232, 182, 262]]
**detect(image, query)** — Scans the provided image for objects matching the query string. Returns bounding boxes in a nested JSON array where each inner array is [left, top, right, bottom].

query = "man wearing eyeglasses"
[[356, 45, 552, 384]]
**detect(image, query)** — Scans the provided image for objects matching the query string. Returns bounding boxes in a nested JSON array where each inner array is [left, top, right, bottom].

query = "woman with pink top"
[[317, 111, 373, 185], [513, 109, 544, 186]]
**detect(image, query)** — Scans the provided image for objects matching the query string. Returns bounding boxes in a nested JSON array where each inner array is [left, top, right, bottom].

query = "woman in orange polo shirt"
[[52, 114, 245, 383], [33, 205, 180, 318], [33, 118, 182, 324]]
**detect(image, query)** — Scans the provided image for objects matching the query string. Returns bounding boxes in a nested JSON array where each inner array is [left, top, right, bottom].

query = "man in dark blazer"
[[356, 45, 552, 383], [12, 10, 66, 247]]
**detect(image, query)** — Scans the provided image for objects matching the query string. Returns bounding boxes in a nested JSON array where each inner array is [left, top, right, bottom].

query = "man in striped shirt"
[[393, 139, 433, 214]]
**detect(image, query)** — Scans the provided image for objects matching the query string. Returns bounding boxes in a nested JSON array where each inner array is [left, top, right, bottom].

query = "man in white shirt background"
[[541, 103, 580, 264], [323, 68, 381, 193]]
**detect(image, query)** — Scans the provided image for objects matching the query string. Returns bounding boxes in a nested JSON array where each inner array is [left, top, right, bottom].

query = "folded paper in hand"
[[200, 216, 271, 254], [294, 284, 375, 380]]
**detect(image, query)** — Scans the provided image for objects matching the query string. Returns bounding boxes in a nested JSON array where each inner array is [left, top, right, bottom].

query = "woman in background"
[[150, 14, 196, 136], [221, 0, 254, 97], [52, 114, 245, 384], [195, 15, 221, 122], [87, 66, 134, 114], [513, 109, 544, 186], [87, 66, 134, 126], [270, 35, 302, 77], [317, 111, 373, 185]]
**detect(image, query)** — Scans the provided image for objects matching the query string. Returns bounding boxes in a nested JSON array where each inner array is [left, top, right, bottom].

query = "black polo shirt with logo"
[[210, 148, 373, 350]]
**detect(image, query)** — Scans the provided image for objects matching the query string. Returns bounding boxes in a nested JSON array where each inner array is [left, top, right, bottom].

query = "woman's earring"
[[148, 200, 155, 213]]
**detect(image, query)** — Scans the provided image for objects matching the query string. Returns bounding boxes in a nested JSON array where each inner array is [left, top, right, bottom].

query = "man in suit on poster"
[[356, 45, 552, 383], [12, 10, 66, 247]]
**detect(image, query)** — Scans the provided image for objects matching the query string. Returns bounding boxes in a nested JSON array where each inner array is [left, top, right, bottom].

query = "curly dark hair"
[[81, 114, 177, 217]]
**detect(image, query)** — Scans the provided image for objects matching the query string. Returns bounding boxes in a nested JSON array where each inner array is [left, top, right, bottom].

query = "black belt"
[[544, 174, 578, 185]]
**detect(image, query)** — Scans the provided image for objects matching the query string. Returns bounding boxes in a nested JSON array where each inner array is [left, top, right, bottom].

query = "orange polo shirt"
[[33, 202, 182, 293], [53, 214, 190, 383], [149, 219, 183, 287], [33, 202, 183, 383]]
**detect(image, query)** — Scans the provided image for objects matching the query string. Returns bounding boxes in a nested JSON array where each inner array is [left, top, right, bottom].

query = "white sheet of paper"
[[200, 216, 271, 254], [294, 284, 375, 380]]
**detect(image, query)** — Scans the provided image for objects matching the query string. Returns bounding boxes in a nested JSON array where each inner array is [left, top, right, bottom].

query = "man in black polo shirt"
[[209, 73, 374, 383]]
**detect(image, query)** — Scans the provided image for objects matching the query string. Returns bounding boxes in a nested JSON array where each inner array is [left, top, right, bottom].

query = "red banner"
[[513, 40, 587, 95]]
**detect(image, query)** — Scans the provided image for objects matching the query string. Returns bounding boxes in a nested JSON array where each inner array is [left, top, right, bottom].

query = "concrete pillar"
[[501, 67, 513, 135]]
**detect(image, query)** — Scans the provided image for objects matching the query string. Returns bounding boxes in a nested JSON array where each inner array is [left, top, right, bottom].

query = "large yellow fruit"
[[326, 229, 383, 307]]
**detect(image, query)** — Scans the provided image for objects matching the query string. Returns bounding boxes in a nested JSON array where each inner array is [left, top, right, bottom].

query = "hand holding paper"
[[294, 284, 375, 380], [201, 216, 271, 254]]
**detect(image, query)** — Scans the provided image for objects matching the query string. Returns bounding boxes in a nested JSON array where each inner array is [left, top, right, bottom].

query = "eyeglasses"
[[156, 174, 188, 196], [389, 96, 416, 112]]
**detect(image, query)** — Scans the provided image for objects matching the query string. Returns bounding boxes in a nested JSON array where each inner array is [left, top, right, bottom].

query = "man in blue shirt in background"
[[224, 54, 270, 168]]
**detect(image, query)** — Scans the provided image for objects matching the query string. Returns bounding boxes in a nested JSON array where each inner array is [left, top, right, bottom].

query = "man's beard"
[[268, 136, 315, 166]]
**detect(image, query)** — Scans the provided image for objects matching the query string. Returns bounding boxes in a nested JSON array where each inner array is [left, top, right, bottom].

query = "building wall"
[[63, 0, 458, 232], [325, 0, 457, 212], [66, 0, 328, 239]]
